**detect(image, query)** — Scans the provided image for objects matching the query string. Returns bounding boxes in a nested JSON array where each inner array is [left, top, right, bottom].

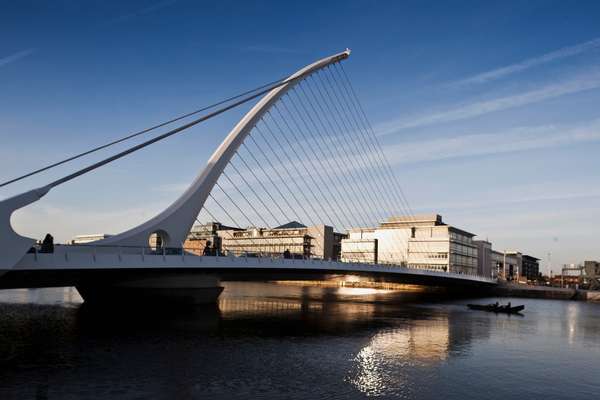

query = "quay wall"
[[492, 282, 600, 302]]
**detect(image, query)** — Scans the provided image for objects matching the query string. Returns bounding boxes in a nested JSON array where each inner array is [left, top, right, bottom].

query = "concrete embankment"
[[492, 282, 600, 301]]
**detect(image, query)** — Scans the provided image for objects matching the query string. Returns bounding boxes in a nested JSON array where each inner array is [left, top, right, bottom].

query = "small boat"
[[467, 303, 525, 314]]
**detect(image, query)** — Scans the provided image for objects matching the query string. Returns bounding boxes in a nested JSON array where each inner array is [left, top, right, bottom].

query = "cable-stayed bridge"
[[0, 50, 496, 304]]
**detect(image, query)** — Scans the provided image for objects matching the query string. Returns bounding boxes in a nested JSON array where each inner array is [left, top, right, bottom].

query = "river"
[[1, 283, 599, 399]]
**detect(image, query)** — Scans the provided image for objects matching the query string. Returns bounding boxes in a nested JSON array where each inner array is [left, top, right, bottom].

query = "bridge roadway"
[[0, 244, 496, 304]]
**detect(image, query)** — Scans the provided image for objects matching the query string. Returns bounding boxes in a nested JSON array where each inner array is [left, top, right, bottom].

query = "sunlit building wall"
[[217, 222, 345, 260], [183, 222, 241, 255], [341, 214, 478, 274]]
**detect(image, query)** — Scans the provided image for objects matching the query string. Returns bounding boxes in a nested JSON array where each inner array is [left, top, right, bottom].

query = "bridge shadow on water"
[[0, 282, 499, 399]]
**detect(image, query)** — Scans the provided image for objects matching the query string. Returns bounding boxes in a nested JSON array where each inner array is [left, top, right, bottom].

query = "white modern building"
[[341, 214, 478, 275]]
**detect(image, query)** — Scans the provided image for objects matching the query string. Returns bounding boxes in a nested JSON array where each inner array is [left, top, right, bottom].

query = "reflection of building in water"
[[1, 287, 83, 305], [341, 214, 478, 274], [218, 221, 345, 259], [349, 317, 450, 396], [219, 298, 323, 314], [349, 308, 492, 397], [363, 319, 450, 362]]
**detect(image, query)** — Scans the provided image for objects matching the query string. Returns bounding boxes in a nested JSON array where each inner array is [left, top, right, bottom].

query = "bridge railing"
[[27, 243, 494, 280]]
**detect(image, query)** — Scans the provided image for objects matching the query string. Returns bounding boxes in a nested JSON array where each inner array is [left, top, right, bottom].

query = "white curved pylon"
[[0, 49, 350, 270], [98, 49, 350, 248], [0, 185, 51, 270]]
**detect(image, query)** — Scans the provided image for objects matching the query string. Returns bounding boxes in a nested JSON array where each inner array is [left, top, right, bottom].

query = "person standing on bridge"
[[40, 233, 54, 253], [203, 241, 213, 256]]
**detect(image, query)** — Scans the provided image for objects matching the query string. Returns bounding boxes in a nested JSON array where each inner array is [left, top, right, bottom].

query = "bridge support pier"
[[76, 274, 224, 306]]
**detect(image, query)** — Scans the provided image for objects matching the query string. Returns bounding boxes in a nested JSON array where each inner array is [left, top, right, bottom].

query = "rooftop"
[[382, 214, 443, 226]]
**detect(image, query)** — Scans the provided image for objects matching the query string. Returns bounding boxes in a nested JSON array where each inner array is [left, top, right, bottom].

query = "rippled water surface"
[[1, 283, 599, 399]]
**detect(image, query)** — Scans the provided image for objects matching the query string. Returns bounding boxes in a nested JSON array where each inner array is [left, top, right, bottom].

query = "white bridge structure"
[[0, 50, 496, 304]]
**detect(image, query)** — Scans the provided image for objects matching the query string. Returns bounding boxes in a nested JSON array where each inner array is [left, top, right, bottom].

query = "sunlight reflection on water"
[[0, 283, 599, 400]]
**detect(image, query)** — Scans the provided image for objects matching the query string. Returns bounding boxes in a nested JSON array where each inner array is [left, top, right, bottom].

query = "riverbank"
[[492, 282, 600, 301]]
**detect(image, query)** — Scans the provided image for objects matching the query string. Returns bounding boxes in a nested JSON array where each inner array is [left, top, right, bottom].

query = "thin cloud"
[[418, 188, 600, 213], [377, 69, 600, 135], [454, 37, 600, 86], [12, 200, 169, 243], [0, 48, 35, 68], [383, 119, 600, 166]]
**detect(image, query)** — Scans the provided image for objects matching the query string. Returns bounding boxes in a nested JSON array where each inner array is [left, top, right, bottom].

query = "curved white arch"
[[0, 185, 51, 271], [0, 49, 350, 271], [97, 49, 351, 248]]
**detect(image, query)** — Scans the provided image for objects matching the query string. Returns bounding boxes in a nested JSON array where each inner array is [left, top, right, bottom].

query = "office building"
[[474, 240, 494, 278], [217, 221, 345, 260], [491, 250, 522, 281], [521, 255, 540, 281], [341, 214, 478, 274], [183, 222, 241, 255]]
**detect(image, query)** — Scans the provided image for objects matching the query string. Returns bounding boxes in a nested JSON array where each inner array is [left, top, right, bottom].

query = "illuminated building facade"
[[341, 214, 478, 274]]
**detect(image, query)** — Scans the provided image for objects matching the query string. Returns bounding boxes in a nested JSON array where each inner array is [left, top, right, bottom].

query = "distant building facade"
[[184, 222, 241, 255], [521, 255, 540, 281], [583, 261, 600, 289], [584, 260, 600, 278], [217, 222, 345, 260], [341, 214, 478, 275], [474, 240, 494, 278], [491, 251, 522, 281]]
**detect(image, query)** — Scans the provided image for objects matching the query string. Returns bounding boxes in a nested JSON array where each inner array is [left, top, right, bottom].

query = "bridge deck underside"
[[1, 253, 496, 293], [0, 268, 496, 291]]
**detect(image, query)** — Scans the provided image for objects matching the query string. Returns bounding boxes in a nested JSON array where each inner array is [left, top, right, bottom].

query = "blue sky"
[[2, 0, 600, 272]]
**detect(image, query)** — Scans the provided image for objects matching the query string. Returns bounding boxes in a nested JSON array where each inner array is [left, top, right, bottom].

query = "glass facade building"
[[341, 214, 478, 275]]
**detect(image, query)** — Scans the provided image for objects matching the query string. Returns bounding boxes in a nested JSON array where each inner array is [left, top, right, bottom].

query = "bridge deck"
[[1, 245, 496, 289]]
